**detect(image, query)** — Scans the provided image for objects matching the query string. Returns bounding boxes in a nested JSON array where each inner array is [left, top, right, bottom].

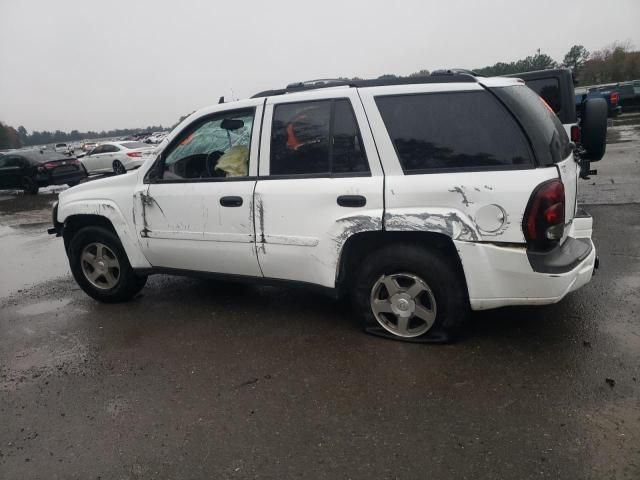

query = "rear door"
[[254, 89, 384, 288], [98, 144, 119, 171]]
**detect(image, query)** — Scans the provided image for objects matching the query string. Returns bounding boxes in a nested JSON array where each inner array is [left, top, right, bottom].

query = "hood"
[[59, 169, 141, 203]]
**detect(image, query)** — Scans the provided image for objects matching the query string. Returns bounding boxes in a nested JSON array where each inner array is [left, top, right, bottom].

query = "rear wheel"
[[68, 226, 147, 303], [22, 176, 39, 195], [113, 160, 126, 175], [353, 244, 469, 343]]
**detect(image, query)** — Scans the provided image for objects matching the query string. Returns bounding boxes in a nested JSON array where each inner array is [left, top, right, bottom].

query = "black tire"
[[352, 243, 469, 343], [581, 98, 608, 162], [113, 160, 126, 175], [22, 176, 39, 195], [68, 226, 147, 303]]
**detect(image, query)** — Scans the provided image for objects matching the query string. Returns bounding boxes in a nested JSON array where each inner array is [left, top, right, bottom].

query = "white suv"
[[50, 73, 597, 342]]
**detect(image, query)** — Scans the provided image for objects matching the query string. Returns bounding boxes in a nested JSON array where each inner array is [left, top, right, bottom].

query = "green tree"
[[563, 45, 590, 72], [409, 69, 430, 77]]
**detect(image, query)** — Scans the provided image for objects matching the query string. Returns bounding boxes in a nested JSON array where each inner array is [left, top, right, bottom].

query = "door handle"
[[337, 195, 366, 207], [220, 196, 243, 207]]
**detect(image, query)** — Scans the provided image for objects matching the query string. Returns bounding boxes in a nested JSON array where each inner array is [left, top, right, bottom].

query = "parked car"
[[81, 142, 98, 152], [54, 143, 71, 155], [582, 85, 621, 117], [80, 141, 155, 175], [0, 150, 86, 194], [144, 132, 168, 144], [617, 82, 640, 112], [50, 73, 597, 343]]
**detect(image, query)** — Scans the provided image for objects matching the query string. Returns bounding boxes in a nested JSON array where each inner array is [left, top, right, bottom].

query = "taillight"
[[127, 151, 143, 158], [43, 162, 57, 169], [570, 125, 580, 143], [610, 91, 618, 106], [523, 179, 565, 250]]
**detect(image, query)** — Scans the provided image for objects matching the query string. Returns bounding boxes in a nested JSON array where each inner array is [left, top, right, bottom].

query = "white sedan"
[[80, 141, 155, 175]]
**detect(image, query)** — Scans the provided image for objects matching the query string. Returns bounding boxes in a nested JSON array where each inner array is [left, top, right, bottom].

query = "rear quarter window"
[[375, 91, 533, 173], [491, 85, 572, 165]]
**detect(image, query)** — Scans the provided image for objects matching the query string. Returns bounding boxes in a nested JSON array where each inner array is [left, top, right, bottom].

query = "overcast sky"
[[1, 0, 639, 132]]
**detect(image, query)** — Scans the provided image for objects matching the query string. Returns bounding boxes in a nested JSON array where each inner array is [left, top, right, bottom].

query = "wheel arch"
[[336, 230, 469, 297], [59, 200, 151, 268]]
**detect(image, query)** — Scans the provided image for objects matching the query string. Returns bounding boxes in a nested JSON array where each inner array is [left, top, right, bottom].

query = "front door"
[[135, 102, 263, 277], [82, 146, 107, 174], [254, 90, 384, 288]]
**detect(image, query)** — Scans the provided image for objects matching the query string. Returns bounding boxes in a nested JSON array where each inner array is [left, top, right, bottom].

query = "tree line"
[[2, 42, 639, 151], [0, 123, 167, 150], [474, 41, 639, 86]]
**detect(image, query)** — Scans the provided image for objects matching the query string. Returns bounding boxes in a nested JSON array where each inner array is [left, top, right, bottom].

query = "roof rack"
[[251, 72, 477, 98]]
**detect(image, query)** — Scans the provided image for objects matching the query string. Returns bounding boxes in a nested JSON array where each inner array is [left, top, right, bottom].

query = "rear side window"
[[492, 85, 572, 165], [375, 91, 533, 173], [270, 99, 369, 176]]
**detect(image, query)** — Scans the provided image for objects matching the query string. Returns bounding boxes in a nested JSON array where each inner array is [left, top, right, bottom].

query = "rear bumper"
[[37, 171, 86, 186], [457, 212, 596, 310]]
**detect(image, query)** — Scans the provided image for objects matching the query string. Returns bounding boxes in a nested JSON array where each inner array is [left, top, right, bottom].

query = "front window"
[[161, 109, 254, 180]]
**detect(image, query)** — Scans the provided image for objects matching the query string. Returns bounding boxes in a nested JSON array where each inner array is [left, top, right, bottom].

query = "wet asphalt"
[[1, 121, 640, 479]]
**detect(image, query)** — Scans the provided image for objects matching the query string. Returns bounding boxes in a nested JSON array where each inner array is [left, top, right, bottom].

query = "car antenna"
[[218, 96, 224, 104]]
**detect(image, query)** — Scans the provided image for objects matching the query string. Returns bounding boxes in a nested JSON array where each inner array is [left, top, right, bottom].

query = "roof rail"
[[431, 68, 483, 77], [251, 73, 477, 98]]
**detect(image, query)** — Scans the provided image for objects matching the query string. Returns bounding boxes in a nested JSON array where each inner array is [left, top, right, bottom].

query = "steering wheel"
[[205, 150, 225, 177]]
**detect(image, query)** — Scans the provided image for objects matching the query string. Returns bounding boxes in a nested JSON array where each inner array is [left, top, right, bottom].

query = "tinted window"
[[332, 100, 369, 174], [526, 77, 561, 113], [0, 156, 22, 168], [376, 91, 533, 172], [493, 85, 572, 165], [90, 146, 104, 155], [102, 145, 119, 153], [162, 109, 254, 180], [271, 100, 331, 175], [270, 99, 369, 175]]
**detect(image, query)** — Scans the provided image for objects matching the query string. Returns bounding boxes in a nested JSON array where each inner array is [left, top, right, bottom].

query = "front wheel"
[[113, 160, 126, 175], [68, 226, 147, 303], [353, 244, 469, 343]]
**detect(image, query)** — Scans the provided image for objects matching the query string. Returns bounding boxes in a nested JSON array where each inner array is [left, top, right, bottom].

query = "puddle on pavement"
[[17, 297, 72, 316], [0, 190, 70, 298]]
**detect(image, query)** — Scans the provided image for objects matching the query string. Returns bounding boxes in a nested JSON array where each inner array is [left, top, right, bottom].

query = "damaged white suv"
[[50, 73, 597, 342]]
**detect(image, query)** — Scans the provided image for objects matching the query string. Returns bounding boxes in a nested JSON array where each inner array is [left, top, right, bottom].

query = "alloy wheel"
[[80, 242, 121, 290], [370, 272, 437, 338]]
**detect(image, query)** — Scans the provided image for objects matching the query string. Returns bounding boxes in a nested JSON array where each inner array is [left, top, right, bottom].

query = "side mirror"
[[221, 118, 244, 131]]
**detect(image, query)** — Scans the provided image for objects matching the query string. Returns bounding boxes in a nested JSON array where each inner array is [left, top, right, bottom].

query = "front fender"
[[58, 199, 151, 269]]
